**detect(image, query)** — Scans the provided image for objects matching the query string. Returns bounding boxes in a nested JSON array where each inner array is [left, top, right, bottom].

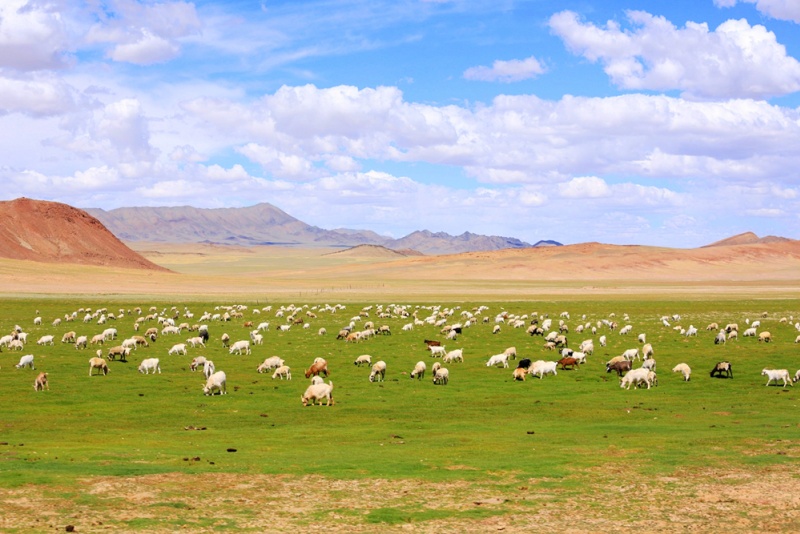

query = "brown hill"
[[0, 198, 168, 271], [704, 232, 791, 247]]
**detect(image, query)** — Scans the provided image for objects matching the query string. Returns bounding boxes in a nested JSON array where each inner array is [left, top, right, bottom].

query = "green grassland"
[[1, 297, 799, 530]]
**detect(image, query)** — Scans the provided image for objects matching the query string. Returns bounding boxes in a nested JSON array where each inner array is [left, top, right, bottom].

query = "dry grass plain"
[[2, 240, 800, 533], [1, 239, 799, 300]]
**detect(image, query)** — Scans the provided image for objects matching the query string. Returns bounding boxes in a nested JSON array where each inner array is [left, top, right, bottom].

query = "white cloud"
[[85, 0, 200, 65], [0, 0, 70, 71], [108, 30, 180, 65], [463, 56, 546, 83], [549, 10, 800, 99], [715, 0, 800, 23], [0, 73, 75, 116], [558, 176, 611, 198]]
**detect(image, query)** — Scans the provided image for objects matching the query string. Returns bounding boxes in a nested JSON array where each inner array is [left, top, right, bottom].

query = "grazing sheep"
[[15, 354, 35, 369], [305, 358, 329, 378], [599, 335, 607, 347], [410, 361, 427, 380], [432, 367, 449, 385], [33, 372, 49, 391], [168, 343, 187, 356], [606, 360, 632, 377], [503, 346, 517, 360], [714, 331, 726, 344], [301, 380, 334, 406], [672, 363, 691, 381], [138, 358, 161, 374], [512, 367, 527, 381], [516, 358, 532, 370], [190, 356, 208, 371], [89, 357, 109, 376], [743, 327, 757, 337], [486, 353, 509, 368], [621, 348, 639, 361], [492, 325, 501, 334], [353, 354, 372, 367], [641, 358, 656, 371], [257, 356, 285, 373], [727, 330, 738, 341], [762, 369, 792, 387], [187, 336, 206, 348], [272, 365, 291, 380], [203, 370, 227, 395], [36, 335, 55, 346], [429, 345, 447, 358], [318, 327, 327, 336], [530, 360, 558, 379], [710, 361, 733, 378], [620, 368, 652, 390], [228, 340, 251, 355], [106, 345, 130, 362], [369, 361, 387, 382], [443, 349, 464, 363], [221, 333, 230, 347], [62, 331, 76, 343], [638, 333, 646, 343], [642, 343, 654, 359], [758, 331, 772, 343]]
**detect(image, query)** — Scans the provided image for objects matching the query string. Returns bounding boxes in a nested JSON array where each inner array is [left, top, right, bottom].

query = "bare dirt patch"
[[2, 467, 798, 532]]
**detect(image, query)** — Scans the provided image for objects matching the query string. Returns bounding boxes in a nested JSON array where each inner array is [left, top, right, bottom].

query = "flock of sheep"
[[3, 303, 800, 405]]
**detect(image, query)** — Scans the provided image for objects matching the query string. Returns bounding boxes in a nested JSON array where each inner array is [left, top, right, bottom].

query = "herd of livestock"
[[3, 303, 800, 405]]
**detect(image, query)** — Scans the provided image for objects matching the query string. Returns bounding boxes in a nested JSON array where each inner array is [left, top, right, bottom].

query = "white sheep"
[[36, 335, 55, 346], [203, 360, 216, 379], [443, 349, 463, 363], [642, 343, 654, 359], [168, 343, 187, 356], [429, 345, 446, 358], [599, 335, 607, 347], [203, 370, 227, 395], [621, 348, 639, 361], [762, 369, 792, 387], [620, 368, 652, 390], [15, 354, 35, 369], [672, 363, 691, 381], [530, 360, 557, 379], [257, 356, 285, 373], [272, 365, 291, 380], [641, 358, 656, 371], [190, 356, 208, 371], [353, 354, 372, 367], [229, 340, 251, 355], [486, 353, 509, 368], [432, 367, 449, 385], [301, 380, 334, 406], [410, 361, 427, 380], [138, 358, 161, 374], [369, 361, 387, 382]]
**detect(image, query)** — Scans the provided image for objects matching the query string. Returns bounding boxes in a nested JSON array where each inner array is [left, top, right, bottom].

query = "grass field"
[[2, 296, 799, 532]]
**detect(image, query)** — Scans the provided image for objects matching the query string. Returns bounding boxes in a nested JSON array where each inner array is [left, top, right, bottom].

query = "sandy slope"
[[1, 239, 799, 300]]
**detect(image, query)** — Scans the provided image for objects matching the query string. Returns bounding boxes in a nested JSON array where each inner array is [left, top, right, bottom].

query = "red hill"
[[0, 198, 168, 271]]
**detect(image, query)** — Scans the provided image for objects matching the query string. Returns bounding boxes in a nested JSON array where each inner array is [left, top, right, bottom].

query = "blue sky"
[[2, 0, 800, 247]]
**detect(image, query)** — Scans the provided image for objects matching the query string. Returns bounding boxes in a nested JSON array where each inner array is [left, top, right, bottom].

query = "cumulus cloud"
[[85, 0, 201, 65], [715, 0, 800, 23], [549, 10, 800, 99], [183, 84, 800, 190], [0, 0, 71, 70], [0, 73, 75, 116], [463, 56, 546, 83]]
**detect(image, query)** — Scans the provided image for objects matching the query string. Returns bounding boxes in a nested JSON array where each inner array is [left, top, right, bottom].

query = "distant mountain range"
[[86, 203, 562, 255]]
